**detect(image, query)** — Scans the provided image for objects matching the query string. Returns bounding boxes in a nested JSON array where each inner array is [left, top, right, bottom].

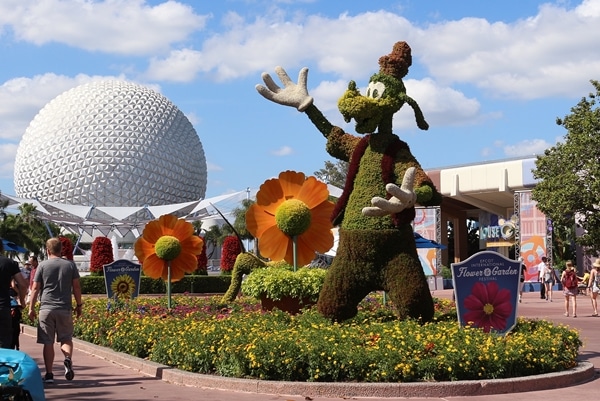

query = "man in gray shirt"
[[28, 237, 83, 384]]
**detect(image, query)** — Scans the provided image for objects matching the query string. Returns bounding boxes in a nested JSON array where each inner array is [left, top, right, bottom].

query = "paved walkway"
[[16, 290, 600, 400]]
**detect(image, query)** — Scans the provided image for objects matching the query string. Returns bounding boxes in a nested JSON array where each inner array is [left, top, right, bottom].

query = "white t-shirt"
[[537, 262, 547, 282]]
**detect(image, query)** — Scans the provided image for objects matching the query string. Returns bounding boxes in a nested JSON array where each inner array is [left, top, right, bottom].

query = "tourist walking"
[[589, 259, 600, 317], [561, 261, 579, 317], [27, 255, 39, 303], [542, 258, 559, 302], [0, 239, 28, 348], [537, 257, 548, 299], [28, 237, 83, 384], [519, 258, 527, 303]]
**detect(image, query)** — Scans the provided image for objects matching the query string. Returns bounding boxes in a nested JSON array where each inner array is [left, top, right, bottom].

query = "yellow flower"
[[110, 274, 136, 299], [134, 214, 203, 281], [246, 170, 334, 266]]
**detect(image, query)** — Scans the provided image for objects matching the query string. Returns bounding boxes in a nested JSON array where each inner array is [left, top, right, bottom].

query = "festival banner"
[[413, 207, 441, 276], [452, 251, 520, 335], [103, 259, 142, 300], [518, 191, 548, 281]]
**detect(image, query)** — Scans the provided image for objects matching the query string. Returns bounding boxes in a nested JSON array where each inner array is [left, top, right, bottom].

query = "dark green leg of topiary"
[[221, 253, 265, 303], [317, 227, 434, 322], [383, 252, 434, 322]]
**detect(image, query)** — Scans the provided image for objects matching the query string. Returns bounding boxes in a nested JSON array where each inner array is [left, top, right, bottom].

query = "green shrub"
[[241, 266, 327, 302], [79, 275, 232, 295]]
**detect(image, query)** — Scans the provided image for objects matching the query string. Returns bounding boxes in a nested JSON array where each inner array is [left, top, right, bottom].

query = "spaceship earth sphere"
[[14, 80, 207, 206]]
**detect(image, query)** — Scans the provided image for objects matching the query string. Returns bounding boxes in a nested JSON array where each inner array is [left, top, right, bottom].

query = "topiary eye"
[[365, 81, 385, 99]]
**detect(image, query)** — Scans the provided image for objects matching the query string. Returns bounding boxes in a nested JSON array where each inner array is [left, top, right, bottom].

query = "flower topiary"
[[220, 235, 241, 273], [59, 236, 74, 260], [195, 238, 208, 275], [90, 236, 113, 275]]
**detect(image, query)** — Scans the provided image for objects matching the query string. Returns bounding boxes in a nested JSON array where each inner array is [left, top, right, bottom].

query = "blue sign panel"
[[451, 251, 520, 334], [103, 259, 142, 300]]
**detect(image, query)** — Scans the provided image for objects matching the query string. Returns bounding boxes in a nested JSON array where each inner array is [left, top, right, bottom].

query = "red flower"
[[90, 237, 114, 275], [462, 281, 512, 333], [220, 236, 241, 272], [59, 236, 74, 261]]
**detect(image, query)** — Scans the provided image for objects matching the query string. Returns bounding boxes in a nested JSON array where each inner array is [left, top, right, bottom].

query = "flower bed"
[[63, 295, 580, 383]]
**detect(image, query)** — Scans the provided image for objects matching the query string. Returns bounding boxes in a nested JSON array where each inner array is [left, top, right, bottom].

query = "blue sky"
[[1, 0, 599, 201]]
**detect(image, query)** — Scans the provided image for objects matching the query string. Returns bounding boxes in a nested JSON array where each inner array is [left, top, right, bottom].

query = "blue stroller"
[[0, 349, 45, 401]]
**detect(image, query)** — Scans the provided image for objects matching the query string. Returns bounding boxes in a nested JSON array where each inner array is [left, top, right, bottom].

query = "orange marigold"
[[134, 214, 203, 281], [246, 170, 334, 266]]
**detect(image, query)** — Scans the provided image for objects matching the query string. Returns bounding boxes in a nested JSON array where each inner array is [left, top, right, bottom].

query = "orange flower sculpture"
[[246, 170, 335, 267], [134, 214, 203, 281]]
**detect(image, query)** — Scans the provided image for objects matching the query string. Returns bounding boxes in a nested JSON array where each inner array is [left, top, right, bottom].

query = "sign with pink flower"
[[452, 251, 520, 334]]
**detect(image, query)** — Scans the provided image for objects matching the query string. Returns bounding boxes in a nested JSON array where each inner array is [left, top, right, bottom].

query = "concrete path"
[[16, 289, 599, 400]]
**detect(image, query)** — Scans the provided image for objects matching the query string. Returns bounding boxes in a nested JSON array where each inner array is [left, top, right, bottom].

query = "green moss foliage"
[[318, 227, 434, 322]]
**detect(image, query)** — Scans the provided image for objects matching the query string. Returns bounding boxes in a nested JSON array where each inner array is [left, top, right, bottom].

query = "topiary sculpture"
[[90, 236, 114, 275], [220, 235, 241, 274], [256, 41, 442, 322]]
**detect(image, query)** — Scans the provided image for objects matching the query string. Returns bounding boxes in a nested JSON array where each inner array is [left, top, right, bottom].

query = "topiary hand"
[[362, 167, 416, 217], [256, 67, 314, 112]]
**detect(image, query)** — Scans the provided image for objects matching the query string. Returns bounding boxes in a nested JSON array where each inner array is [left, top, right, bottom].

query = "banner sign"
[[451, 251, 520, 334], [103, 259, 142, 300], [518, 191, 549, 282], [413, 207, 441, 275]]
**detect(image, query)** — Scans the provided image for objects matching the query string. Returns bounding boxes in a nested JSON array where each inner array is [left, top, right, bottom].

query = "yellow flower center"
[[154, 235, 182, 260], [275, 199, 311, 237], [483, 303, 494, 315]]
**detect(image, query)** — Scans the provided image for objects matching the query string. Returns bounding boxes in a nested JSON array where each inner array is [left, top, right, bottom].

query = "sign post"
[[451, 251, 520, 334], [103, 259, 142, 300]]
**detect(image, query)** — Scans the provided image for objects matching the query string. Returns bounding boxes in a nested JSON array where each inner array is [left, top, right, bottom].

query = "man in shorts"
[[28, 237, 83, 384]]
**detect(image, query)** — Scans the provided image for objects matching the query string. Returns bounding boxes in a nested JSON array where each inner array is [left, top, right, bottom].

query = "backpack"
[[563, 270, 577, 289], [0, 350, 45, 401], [0, 363, 33, 401]]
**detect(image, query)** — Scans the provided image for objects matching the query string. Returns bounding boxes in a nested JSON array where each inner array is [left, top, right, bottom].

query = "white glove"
[[256, 66, 314, 112], [363, 167, 417, 217]]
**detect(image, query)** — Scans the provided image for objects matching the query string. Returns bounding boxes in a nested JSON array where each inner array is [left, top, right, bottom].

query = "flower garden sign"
[[451, 251, 520, 334], [103, 259, 142, 300]]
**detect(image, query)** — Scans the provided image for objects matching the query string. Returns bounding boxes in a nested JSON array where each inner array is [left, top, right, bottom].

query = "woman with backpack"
[[561, 261, 579, 317], [588, 259, 600, 317]]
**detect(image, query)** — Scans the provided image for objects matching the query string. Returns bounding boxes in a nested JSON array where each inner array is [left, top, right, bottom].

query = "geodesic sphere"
[[14, 80, 206, 206]]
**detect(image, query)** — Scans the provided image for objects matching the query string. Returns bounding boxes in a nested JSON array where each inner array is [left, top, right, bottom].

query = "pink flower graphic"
[[462, 281, 512, 333]]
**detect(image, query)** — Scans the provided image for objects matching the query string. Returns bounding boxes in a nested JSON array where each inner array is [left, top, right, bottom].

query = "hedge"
[[80, 275, 232, 295]]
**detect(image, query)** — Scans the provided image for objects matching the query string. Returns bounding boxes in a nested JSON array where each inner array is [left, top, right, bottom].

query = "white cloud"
[[415, 2, 600, 100], [0, 73, 131, 140], [271, 146, 293, 156], [206, 161, 223, 171], [0, 0, 208, 55], [503, 139, 552, 157], [0, 143, 17, 178]]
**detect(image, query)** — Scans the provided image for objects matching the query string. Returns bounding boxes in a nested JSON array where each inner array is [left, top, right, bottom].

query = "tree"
[[231, 198, 254, 240], [313, 160, 348, 188], [532, 80, 600, 255]]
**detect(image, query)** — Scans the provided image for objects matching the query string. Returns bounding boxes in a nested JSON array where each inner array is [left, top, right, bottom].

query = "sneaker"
[[43, 373, 54, 384], [64, 358, 74, 380]]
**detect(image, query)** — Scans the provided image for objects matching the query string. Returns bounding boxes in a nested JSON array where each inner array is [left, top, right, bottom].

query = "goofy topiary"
[[256, 41, 442, 322]]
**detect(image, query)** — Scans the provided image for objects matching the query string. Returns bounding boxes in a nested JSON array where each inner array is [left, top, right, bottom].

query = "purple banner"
[[452, 251, 520, 334]]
